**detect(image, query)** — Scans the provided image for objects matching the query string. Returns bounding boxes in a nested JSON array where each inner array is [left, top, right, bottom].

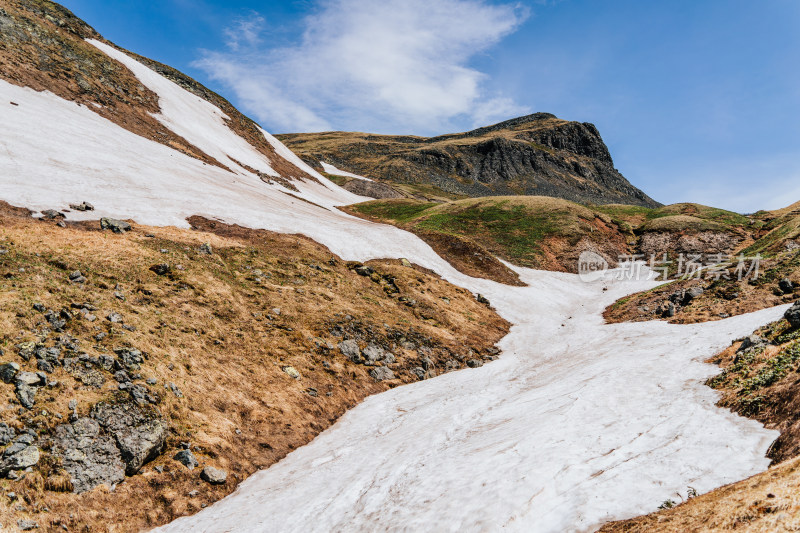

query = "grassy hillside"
[[345, 196, 633, 281], [605, 201, 800, 325], [345, 197, 755, 283], [0, 203, 508, 531]]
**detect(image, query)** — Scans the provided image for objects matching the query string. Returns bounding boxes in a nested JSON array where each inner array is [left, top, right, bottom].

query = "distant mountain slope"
[[277, 113, 661, 207]]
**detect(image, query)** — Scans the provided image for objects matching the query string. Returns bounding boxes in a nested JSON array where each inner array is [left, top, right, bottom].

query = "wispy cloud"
[[223, 13, 266, 52], [194, 0, 529, 134]]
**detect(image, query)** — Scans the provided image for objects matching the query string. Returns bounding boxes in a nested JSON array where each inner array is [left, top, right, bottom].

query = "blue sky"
[[60, 0, 800, 212]]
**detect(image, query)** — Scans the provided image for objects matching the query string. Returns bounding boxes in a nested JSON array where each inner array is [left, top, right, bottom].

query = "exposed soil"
[[0, 204, 509, 532]]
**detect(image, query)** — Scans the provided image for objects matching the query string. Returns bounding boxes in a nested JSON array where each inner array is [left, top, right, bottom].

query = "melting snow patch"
[[320, 161, 373, 181]]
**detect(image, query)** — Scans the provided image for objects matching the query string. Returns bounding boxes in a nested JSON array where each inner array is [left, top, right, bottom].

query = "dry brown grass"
[[0, 204, 508, 532], [600, 455, 800, 532]]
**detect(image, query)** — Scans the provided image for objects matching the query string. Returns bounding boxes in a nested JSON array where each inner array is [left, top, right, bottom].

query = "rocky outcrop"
[[91, 399, 167, 475], [51, 398, 167, 492], [51, 417, 125, 493], [786, 301, 800, 329], [278, 114, 659, 207]]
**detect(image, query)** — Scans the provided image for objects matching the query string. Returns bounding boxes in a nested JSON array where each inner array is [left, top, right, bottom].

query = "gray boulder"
[[786, 301, 800, 329], [69, 201, 94, 211], [738, 335, 766, 352], [362, 343, 384, 365], [201, 466, 227, 485], [467, 359, 484, 368], [15, 372, 44, 410], [779, 279, 795, 294], [41, 209, 64, 220], [0, 362, 20, 383], [91, 400, 167, 475], [51, 418, 125, 493], [338, 339, 361, 363], [685, 287, 704, 302], [174, 449, 199, 469], [369, 367, 395, 381], [17, 520, 39, 531], [114, 347, 144, 370], [100, 218, 132, 233], [0, 423, 16, 446], [0, 445, 40, 476]]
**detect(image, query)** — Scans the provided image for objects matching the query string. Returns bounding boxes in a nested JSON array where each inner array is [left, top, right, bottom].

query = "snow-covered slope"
[[320, 161, 373, 181], [0, 42, 782, 532]]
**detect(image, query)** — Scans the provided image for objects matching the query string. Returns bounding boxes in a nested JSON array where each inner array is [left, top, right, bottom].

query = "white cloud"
[[194, 0, 529, 134], [223, 13, 266, 52]]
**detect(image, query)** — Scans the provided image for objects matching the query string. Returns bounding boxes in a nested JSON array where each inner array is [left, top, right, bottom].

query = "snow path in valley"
[[0, 44, 783, 531], [154, 270, 783, 533]]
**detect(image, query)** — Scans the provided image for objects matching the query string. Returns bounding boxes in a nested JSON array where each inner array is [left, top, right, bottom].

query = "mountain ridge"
[[277, 113, 661, 207]]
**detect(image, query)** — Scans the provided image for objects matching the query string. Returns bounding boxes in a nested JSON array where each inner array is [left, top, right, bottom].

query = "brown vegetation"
[[0, 202, 508, 532]]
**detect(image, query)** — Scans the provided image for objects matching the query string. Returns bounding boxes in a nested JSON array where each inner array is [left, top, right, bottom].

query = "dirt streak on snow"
[[0, 44, 784, 533]]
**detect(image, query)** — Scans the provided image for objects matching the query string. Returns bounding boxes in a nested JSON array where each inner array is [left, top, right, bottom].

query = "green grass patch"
[[349, 200, 439, 224], [321, 172, 348, 186]]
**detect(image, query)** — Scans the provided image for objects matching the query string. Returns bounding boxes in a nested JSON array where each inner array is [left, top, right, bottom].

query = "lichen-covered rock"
[[201, 466, 227, 484], [100, 218, 132, 233], [16, 341, 36, 361], [114, 347, 144, 370], [786, 301, 800, 329], [0, 443, 40, 476], [91, 399, 167, 475], [338, 339, 361, 363], [369, 366, 395, 381], [362, 343, 385, 365], [51, 418, 125, 493]]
